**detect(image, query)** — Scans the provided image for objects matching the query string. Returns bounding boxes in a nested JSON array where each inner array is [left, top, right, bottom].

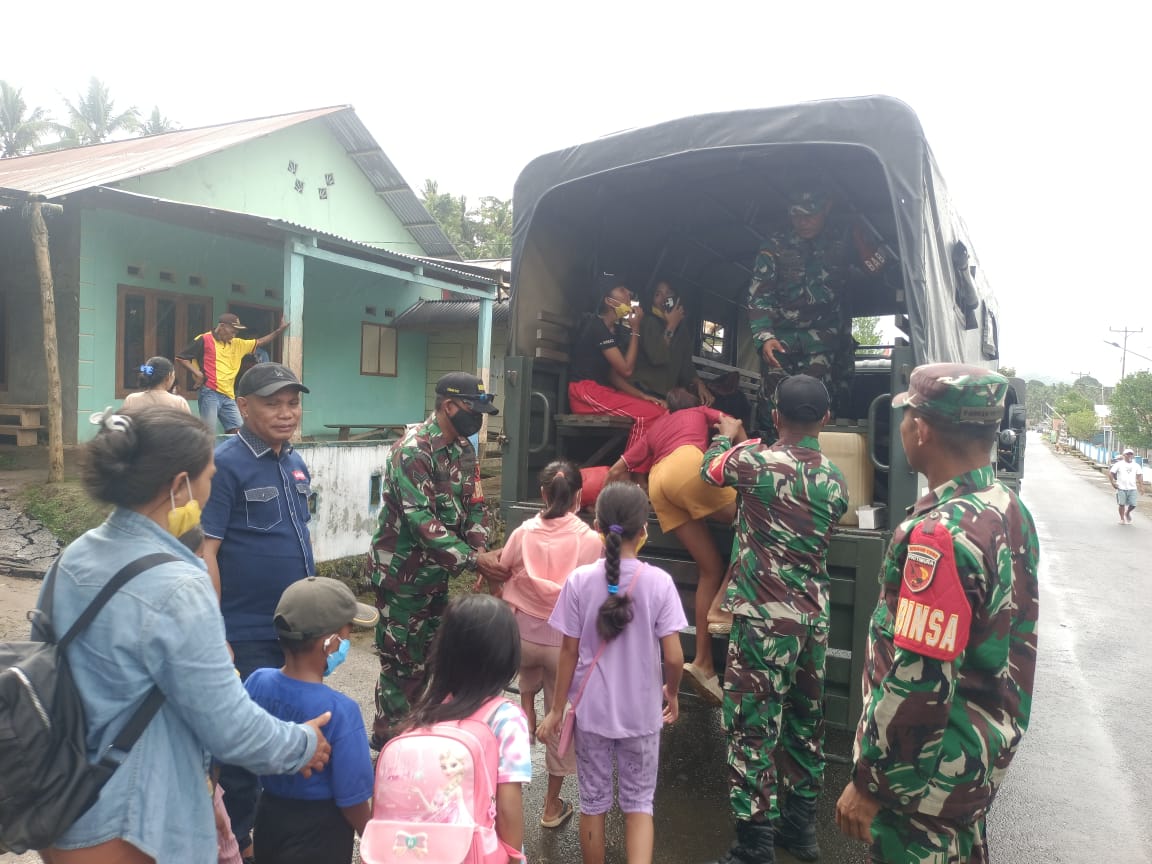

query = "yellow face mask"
[[168, 475, 202, 538], [608, 299, 632, 320], [650, 305, 667, 321]]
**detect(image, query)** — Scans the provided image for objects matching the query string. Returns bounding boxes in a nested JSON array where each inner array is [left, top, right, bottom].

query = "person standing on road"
[[200, 362, 317, 857], [700, 374, 848, 864], [1109, 447, 1144, 524], [369, 372, 509, 746], [537, 481, 687, 864], [177, 312, 289, 433], [747, 187, 886, 440], [835, 364, 1040, 864]]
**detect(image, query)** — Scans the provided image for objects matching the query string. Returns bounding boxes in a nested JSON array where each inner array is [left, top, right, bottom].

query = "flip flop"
[[683, 662, 724, 706], [540, 798, 575, 829]]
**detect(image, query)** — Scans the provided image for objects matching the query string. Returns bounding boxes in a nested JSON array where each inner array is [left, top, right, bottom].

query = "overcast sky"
[[5, 1, 1147, 385]]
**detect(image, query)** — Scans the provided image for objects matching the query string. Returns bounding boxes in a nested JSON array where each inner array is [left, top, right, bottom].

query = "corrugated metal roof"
[[0, 105, 458, 258], [392, 299, 510, 330], [82, 186, 495, 291]]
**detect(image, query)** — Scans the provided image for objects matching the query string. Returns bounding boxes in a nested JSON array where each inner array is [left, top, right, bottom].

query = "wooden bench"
[[323, 423, 407, 442], [0, 404, 46, 447]]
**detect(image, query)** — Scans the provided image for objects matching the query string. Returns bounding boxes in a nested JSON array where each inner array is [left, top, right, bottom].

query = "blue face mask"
[[324, 637, 350, 677]]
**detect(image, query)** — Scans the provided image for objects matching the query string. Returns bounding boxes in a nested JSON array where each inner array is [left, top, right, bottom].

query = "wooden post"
[[28, 200, 64, 483]]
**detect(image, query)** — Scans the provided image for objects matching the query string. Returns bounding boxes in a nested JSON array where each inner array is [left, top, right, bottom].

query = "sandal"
[[540, 798, 575, 829], [683, 662, 724, 706]]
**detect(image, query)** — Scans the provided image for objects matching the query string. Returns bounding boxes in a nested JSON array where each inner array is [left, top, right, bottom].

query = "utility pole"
[[1109, 327, 1143, 380]]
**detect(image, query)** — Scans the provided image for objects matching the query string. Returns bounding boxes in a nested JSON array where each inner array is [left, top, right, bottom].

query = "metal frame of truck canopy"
[[510, 95, 999, 370]]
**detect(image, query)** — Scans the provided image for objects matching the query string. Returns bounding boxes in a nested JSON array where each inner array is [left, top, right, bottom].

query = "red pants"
[[568, 380, 666, 472]]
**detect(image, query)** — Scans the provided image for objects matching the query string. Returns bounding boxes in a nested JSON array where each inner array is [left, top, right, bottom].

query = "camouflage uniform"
[[369, 415, 487, 733], [851, 365, 1040, 863], [701, 432, 848, 827], [748, 191, 884, 438]]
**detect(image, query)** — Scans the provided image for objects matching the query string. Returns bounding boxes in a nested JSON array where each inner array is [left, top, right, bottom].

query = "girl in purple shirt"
[[538, 483, 686, 864]]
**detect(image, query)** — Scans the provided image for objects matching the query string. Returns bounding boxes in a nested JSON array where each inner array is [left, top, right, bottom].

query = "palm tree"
[[55, 77, 139, 146], [139, 106, 178, 136], [0, 81, 53, 157]]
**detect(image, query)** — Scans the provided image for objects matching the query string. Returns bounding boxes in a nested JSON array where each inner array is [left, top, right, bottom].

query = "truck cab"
[[499, 96, 1025, 729]]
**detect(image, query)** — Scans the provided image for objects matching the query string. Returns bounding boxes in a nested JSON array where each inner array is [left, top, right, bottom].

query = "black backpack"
[[0, 552, 178, 853]]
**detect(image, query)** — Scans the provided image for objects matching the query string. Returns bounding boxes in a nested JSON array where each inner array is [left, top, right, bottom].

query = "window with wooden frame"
[[116, 285, 212, 397], [360, 322, 398, 377]]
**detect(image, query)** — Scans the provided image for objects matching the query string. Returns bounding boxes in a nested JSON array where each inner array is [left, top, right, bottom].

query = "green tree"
[[54, 77, 139, 146], [139, 106, 178, 136], [0, 81, 53, 157], [853, 316, 883, 349], [1071, 375, 1104, 404], [474, 196, 513, 258], [1025, 379, 1051, 425], [1067, 409, 1098, 441], [420, 180, 512, 260], [1055, 388, 1092, 417], [1109, 370, 1152, 448]]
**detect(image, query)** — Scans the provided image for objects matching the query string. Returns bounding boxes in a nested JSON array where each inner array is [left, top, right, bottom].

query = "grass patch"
[[0, 452, 14, 471], [21, 481, 111, 546]]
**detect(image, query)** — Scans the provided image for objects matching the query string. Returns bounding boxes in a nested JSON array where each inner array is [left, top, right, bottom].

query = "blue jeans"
[[199, 387, 243, 433], [219, 640, 285, 850]]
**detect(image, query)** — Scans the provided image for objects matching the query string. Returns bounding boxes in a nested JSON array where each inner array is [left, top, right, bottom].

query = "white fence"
[[1070, 439, 1145, 469]]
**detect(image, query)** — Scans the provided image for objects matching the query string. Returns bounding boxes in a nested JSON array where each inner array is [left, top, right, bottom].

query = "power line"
[[1108, 327, 1144, 379]]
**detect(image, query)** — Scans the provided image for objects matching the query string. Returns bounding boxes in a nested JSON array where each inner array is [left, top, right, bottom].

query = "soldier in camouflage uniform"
[[369, 372, 503, 745], [700, 375, 849, 864], [748, 188, 886, 440], [835, 364, 1040, 864]]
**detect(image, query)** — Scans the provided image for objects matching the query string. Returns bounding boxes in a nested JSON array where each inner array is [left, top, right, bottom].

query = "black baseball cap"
[[435, 372, 498, 414], [274, 577, 379, 641], [776, 374, 829, 422], [236, 362, 311, 398]]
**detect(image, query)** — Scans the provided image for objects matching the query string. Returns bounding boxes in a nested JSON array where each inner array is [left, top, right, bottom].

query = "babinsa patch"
[[904, 544, 940, 592], [893, 517, 972, 661]]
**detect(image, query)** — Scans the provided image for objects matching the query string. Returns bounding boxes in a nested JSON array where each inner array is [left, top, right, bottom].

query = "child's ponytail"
[[539, 460, 582, 519], [594, 482, 648, 641]]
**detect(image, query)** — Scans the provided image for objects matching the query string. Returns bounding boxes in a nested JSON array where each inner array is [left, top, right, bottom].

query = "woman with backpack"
[[496, 460, 602, 830], [536, 482, 687, 864], [361, 594, 531, 863], [35, 407, 332, 864]]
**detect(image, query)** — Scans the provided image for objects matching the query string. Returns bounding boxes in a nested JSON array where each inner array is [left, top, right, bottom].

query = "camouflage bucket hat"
[[892, 363, 1008, 426]]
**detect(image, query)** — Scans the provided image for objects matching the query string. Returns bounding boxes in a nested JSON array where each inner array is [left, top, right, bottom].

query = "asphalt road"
[[4, 434, 1150, 863]]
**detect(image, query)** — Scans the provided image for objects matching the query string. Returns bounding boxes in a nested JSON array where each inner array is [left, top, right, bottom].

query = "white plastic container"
[[856, 504, 887, 530]]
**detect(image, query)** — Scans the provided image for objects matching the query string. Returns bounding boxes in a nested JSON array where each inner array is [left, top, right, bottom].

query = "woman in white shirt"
[[123, 356, 191, 413]]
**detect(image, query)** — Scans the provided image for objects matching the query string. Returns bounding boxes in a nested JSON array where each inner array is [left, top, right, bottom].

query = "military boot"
[[706, 819, 776, 864], [775, 794, 820, 861]]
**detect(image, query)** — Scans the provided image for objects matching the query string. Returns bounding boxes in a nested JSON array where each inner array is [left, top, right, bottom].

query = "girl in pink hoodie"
[[498, 460, 602, 830]]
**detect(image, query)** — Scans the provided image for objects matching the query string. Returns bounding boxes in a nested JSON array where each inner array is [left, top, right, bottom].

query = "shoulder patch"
[[705, 438, 761, 485], [893, 518, 972, 661]]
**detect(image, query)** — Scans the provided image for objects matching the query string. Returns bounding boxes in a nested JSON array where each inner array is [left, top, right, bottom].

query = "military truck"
[[497, 96, 1025, 729]]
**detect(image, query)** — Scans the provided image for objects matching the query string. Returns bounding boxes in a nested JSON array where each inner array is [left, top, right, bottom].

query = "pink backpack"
[[360, 697, 524, 864]]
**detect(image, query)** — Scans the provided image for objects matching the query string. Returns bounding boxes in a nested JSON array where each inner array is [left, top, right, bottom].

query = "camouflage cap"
[[893, 363, 1007, 426], [787, 188, 831, 216]]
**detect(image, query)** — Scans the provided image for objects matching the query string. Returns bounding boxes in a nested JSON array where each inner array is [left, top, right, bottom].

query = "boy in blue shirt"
[[246, 577, 378, 863]]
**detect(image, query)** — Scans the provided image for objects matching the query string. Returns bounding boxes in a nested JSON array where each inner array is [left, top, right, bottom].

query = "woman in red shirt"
[[606, 387, 736, 703]]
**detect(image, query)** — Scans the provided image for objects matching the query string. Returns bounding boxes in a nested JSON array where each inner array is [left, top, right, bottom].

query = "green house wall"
[[77, 208, 436, 441], [112, 119, 426, 255]]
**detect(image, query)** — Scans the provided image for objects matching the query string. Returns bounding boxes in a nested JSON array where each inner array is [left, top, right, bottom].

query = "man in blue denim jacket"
[[201, 362, 316, 854]]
